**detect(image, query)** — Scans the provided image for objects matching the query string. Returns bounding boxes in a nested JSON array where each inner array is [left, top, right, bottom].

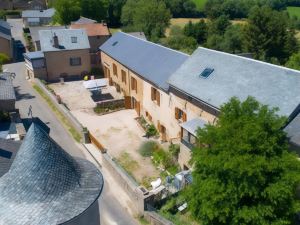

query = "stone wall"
[[34, 78, 84, 141], [144, 211, 174, 225]]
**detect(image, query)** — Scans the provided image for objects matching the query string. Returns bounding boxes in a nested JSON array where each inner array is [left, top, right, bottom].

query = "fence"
[[34, 79, 84, 141], [89, 133, 106, 153]]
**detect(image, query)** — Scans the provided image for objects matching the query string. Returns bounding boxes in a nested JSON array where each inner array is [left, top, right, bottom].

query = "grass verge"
[[33, 84, 82, 142], [287, 6, 300, 19]]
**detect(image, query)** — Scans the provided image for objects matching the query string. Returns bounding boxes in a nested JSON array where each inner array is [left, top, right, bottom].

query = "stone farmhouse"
[[99, 32, 300, 170], [22, 8, 55, 27], [24, 29, 91, 81]]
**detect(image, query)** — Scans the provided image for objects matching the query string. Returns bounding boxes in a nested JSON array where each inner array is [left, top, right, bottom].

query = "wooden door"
[[124, 96, 132, 109]]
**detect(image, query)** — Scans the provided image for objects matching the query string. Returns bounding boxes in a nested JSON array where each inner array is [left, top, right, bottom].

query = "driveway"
[[73, 109, 160, 183], [3, 62, 139, 225], [7, 19, 26, 62]]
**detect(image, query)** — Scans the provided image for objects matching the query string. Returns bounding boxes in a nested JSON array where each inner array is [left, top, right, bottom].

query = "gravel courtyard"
[[72, 109, 160, 184]]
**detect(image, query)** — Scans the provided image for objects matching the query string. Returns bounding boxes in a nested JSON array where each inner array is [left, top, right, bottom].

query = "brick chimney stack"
[[53, 33, 59, 48]]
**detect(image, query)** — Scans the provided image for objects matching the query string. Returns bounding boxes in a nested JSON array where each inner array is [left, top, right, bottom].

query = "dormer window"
[[71, 36, 77, 43]]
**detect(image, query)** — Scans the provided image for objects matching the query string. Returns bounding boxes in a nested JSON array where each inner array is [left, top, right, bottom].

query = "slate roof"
[[71, 16, 97, 24], [39, 28, 90, 52], [0, 138, 21, 177], [29, 26, 66, 42], [99, 32, 188, 91], [70, 23, 110, 36], [180, 118, 207, 136], [0, 20, 12, 40], [24, 51, 44, 60], [169, 47, 300, 117], [0, 123, 103, 225], [21, 8, 55, 18], [0, 73, 16, 101]]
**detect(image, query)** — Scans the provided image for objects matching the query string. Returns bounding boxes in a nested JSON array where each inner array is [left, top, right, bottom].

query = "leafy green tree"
[[243, 6, 298, 63], [160, 35, 197, 54], [121, 0, 171, 40], [187, 97, 300, 225], [221, 24, 244, 53], [286, 52, 300, 70], [208, 15, 231, 36], [164, 0, 197, 18], [107, 0, 126, 27], [53, 0, 81, 25], [0, 53, 9, 72], [80, 0, 108, 22], [184, 19, 208, 44]]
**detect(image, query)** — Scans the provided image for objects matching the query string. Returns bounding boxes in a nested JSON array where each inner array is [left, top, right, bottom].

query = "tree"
[[0, 53, 9, 72], [53, 0, 81, 25], [160, 35, 197, 54], [186, 97, 300, 225], [183, 19, 208, 44], [107, 0, 126, 27], [243, 6, 298, 63], [208, 15, 231, 36], [221, 24, 244, 53], [121, 0, 171, 40], [286, 52, 300, 70], [80, 0, 108, 22], [164, 0, 197, 18]]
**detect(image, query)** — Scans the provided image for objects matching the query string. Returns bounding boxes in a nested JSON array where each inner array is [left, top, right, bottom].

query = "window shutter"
[[157, 121, 161, 132], [175, 107, 179, 119], [151, 87, 154, 100], [156, 90, 160, 106], [182, 112, 187, 122]]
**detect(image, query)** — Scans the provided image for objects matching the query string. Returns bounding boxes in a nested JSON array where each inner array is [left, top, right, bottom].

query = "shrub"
[[139, 140, 159, 157], [146, 124, 158, 137], [0, 111, 10, 122], [153, 149, 173, 169], [169, 143, 180, 159], [0, 53, 9, 64]]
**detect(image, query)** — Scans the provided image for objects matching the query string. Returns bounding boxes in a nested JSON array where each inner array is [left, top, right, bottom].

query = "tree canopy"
[[53, 0, 81, 25], [186, 97, 300, 225], [121, 0, 171, 40], [244, 6, 298, 63]]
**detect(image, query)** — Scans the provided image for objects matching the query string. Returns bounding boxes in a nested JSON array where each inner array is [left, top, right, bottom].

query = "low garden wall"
[[34, 79, 84, 141], [144, 211, 174, 225]]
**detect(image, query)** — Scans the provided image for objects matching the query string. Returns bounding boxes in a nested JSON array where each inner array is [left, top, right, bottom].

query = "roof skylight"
[[200, 68, 214, 78]]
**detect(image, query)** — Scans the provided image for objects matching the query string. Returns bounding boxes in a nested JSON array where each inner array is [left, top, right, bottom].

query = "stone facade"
[[0, 36, 13, 59]]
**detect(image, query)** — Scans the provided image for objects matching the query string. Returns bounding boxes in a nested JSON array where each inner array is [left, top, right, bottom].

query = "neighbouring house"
[[168, 47, 300, 169], [22, 8, 55, 27], [71, 16, 97, 25], [0, 73, 16, 112], [70, 23, 110, 65], [24, 29, 91, 81], [29, 26, 66, 51], [0, 122, 103, 225], [0, 20, 13, 59], [99, 32, 188, 142], [127, 32, 147, 40]]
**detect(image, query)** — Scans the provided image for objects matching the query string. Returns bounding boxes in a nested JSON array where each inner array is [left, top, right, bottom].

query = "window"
[[151, 87, 160, 106], [175, 107, 187, 122], [121, 70, 126, 84], [200, 68, 214, 78], [113, 63, 118, 77], [70, 57, 81, 66], [71, 36, 77, 43], [131, 77, 137, 92]]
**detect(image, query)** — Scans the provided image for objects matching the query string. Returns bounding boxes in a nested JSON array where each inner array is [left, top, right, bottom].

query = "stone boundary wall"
[[34, 79, 84, 140], [144, 211, 174, 225], [102, 153, 174, 225]]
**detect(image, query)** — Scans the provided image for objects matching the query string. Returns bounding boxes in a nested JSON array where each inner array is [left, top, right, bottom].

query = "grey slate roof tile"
[[0, 73, 16, 101], [39, 28, 90, 51], [0, 123, 103, 225], [99, 32, 188, 91], [21, 8, 55, 18], [0, 138, 21, 177], [169, 47, 300, 117]]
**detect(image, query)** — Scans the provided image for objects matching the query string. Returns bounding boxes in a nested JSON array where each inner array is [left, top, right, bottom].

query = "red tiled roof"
[[70, 23, 110, 36]]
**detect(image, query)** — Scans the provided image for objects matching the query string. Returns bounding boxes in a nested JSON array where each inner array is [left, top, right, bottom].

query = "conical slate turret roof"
[[0, 123, 103, 225]]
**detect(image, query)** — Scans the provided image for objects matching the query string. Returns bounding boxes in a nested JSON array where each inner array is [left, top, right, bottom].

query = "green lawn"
[[287, 6, 300, 19], [192, 0, 208, 11]]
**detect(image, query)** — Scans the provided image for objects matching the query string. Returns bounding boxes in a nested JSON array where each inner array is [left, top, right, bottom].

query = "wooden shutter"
[[157, 121, 161, 132], [156, 90, 160, 106], [182, 112, 187, 122], [125, 96, 132, 109], [151, 87, 155, 100], [175, 107, 179, 119]]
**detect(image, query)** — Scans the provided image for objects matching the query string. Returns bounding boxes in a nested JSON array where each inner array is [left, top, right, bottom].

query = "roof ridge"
[[197, 47, 300, 74], [120, 31, 190, 57]]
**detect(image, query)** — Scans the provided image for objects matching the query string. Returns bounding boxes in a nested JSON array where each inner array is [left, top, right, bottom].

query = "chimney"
[[53, 33, 59, 48]]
